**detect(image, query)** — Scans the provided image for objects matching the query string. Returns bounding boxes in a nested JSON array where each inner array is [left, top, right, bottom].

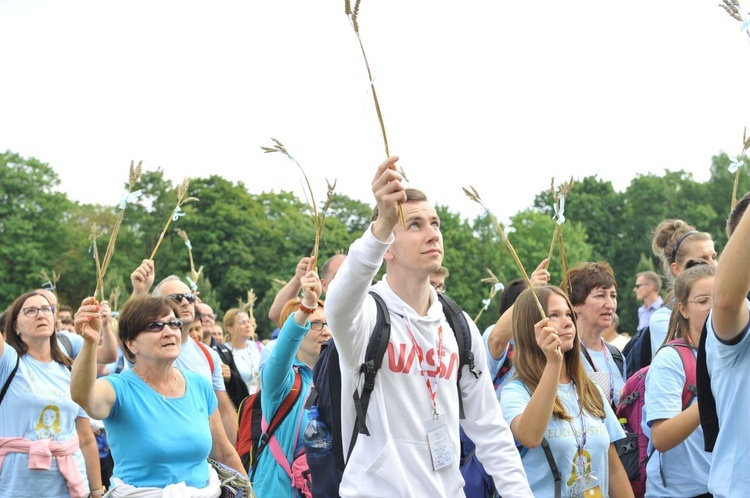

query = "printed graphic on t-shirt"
[[34, 404, 62, 439]]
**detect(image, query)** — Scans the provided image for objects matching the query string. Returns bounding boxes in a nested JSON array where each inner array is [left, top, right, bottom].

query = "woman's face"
[[128, 311, 182, 363], [43, 408, 56, 426], [188, 320, 203, 342], [15, 295, 55, 343], [679, 276, 714, 335], [235, 312, 254, 339], [546, 293, 577, 353], [675, 239, 718, 276], [299, 307, 332, 361], [575, 285, 617, 333]]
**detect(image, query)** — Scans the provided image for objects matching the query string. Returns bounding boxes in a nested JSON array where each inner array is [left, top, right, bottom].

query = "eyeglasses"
[[687, 295, 712, 311], [238, 319, 252, 325], [167, 293, 196, 304], [310, 321, 328, 331], [22, 305, 56, 318], [144, 319, 183, 332], [633, 283, 647, 289], [430, 282, 446, 293]]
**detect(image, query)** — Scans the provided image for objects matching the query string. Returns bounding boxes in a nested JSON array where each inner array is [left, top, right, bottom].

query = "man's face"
[[430, 273, 446, 294], [157, 280, 195, 324], [633, 277, 651, 301], [385, 201, 443, 276]]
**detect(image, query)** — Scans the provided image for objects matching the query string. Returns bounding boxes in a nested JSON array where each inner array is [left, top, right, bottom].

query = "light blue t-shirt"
[[482, 325, 513, 401], [580, 344, 626, 406], [175, 339, 225, 391], [648, 306, 672, 358], [103, 368, 218, 488], [705, 303, 750, 498], [56, 329, 84, 359], [643, 346, 711, 497], [501, 379, 624, 498], [0, 346, 89, 498]]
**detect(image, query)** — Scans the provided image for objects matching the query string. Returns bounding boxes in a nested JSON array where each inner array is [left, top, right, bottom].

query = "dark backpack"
[[623, 301, 675, 375], [307, 291, 492, 498], [212, 340, 250, 409], [615, 340, 697, 498], [235, 368, 304, 479], [697, 317, 719, 452]]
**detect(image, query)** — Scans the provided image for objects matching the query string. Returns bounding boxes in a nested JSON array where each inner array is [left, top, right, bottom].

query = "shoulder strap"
[[0, 354, 20, 406], [540, 438, 561, 498], [580, 346, 597, 372], [351, 291, 390, 440], [438, 293, 481, 420], [664, 339, 698, 410], [604, 342, 625, 378], [194, 338, 215, 372], [57, 333, 73, 358], [251, 369, 303, 480], [697, 317, 718, 452]]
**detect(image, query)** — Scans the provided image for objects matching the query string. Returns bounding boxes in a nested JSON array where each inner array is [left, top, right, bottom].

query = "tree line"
[[1, 149, 746, 337]]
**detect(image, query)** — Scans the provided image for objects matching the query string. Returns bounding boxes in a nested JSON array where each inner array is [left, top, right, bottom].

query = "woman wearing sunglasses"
[[0, 291, 103, 498], [71, 295, 247, 497]]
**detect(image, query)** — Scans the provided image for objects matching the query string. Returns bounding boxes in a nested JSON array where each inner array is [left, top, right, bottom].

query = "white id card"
[[424, 417, 454, 471]]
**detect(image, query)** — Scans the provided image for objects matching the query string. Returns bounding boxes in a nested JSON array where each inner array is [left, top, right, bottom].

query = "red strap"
[[194, 338, 215, 372], [266, 369, 303, 437], [665, 339, 697, 409]]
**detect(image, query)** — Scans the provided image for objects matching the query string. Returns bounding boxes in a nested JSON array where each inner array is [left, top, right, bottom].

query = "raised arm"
[[509, 318, 562, 448], [70, 297, 116, 420], [713, 204, 750, 341], [95, 300, 117, 364], [130, 259, 155, 297], [268, 257, 310, 326]]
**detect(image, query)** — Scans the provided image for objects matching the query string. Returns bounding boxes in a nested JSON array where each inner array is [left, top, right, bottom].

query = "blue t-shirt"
[[103, 368, 218, 488], [0, 346, 89, 498], [705, 303, 750, 498], [580, 344, 626, 406], [501, 379, 624, 498], [643, 346, 711, 497], [482, 325, 513, 401], [648, 306, 671, 358]]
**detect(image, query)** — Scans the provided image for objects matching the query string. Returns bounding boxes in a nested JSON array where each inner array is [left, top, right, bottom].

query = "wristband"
[[298, 302, 318, 315]]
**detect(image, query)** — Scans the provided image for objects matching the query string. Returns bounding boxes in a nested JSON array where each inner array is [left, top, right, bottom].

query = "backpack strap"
[[604, 342, 625, 378], [438, 293, 481, 420], [0, 354, 20, 406], [493, 343, 515, 390], [351, 292, 390, 440], [250, 369, 303, 480], [194, 338, 215, 373], [540, 438, 561, 498], [663, 339, 698, 410], [697, 317, 719, 452], [639, 327, 652, 369], [57, 333, 73, 358]]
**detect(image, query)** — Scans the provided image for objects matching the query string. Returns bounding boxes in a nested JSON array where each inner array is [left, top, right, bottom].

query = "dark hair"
[[498, 278, 527, 316], [321, 254, 346, 282], [727, 191, 750, 238], [118, 295, 181, 362], [370, 188, 428, 222], [4, 292, 71, 367], [566, 261, 617, 306], [58, 304, 73, 314]]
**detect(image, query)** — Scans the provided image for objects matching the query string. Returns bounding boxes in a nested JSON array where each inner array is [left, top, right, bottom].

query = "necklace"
[[133, 366, 176, 401], [559, 382, 574, 399]]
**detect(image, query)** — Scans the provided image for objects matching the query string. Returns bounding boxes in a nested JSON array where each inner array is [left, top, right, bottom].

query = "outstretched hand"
[[300, 259, 322, 308], [371, 156, 405, 241], [534, 317, 563, 364], [74, 297, 103, 344], [131, 259, 155, 295], [530, 259, 551, 287]]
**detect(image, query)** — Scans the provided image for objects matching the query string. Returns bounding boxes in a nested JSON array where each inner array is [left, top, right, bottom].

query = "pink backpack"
[[615, 339, 696, 498]]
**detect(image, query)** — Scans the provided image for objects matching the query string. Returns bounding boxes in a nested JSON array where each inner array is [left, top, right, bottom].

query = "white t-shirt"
[[174, 339, 225, 392], [0, 346, 89, 497], [228, 342, 263, 394]]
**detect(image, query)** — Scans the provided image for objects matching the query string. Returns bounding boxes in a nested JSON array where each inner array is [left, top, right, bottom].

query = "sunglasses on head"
[[144, 319, 183, 332], [167, 293, 196, 304]]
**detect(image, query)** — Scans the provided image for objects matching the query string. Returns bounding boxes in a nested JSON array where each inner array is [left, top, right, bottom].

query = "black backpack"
[[306, 291, 491, 498], [697, 317, 719, 451], [622, 300, 674, 375]]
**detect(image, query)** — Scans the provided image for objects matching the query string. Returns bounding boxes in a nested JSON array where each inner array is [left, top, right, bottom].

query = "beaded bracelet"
[[298, 302, 318, 314]]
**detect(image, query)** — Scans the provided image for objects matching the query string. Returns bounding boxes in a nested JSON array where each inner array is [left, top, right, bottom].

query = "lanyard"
[[403, 315, 444, 419], [582, 340, 615, 403], [567, 381, 588, 470]]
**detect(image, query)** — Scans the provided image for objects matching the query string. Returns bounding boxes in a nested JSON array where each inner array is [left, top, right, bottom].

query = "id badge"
[[571, 472, 603, 498], [423, 417, 454, 471]]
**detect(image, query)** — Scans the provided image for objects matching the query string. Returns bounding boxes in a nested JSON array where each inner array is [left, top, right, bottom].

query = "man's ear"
[[384, 246, 394, 263]]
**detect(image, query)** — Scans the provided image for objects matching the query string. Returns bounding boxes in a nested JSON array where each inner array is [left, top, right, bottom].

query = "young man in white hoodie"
[[325, 156, 532, 497]]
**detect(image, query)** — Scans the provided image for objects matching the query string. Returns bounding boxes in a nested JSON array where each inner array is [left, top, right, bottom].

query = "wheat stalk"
[[149, 177, 199, 261], [245, 289, 257, 319], [109, 286, 121, 313], [262, 139, 337, 270], [39, 269, 60, 301], [474, 268, 503, 323], [719, 0, 750, 44], [730, 127, 750, 210], [89, 224, 104, 298], [95, 160, 143, 298], [344, 0, 406, 227], [463, 186, 546, 319], [176, 228, 203, 287]]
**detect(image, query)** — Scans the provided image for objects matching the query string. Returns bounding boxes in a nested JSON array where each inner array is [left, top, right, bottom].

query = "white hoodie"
[[326, 225, 532, 498]]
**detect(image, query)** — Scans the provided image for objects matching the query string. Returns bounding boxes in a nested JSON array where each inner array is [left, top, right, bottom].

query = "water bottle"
[[303, 405, 338, 497]]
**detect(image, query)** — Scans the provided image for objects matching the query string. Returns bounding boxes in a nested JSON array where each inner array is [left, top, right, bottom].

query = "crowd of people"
[[1, 155, 748, 497]]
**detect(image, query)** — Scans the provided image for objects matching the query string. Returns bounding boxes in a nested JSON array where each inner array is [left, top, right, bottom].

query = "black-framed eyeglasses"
[[22, 305, 56, 318], [167, 293, 196, 304], [144, 319, 183, 332], [430, 282, 446, 293], [310, 321, 328, 331], [687, 295, 712, 311]]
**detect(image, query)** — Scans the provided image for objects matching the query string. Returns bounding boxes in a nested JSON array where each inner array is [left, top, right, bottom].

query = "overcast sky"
[[2, 0, 750, 224]]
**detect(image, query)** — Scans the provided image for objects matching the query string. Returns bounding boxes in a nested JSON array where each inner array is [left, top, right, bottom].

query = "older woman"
[[224, 309, 263, 395], [0, 291, 102, 498], [71, 295, 247, 497]]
